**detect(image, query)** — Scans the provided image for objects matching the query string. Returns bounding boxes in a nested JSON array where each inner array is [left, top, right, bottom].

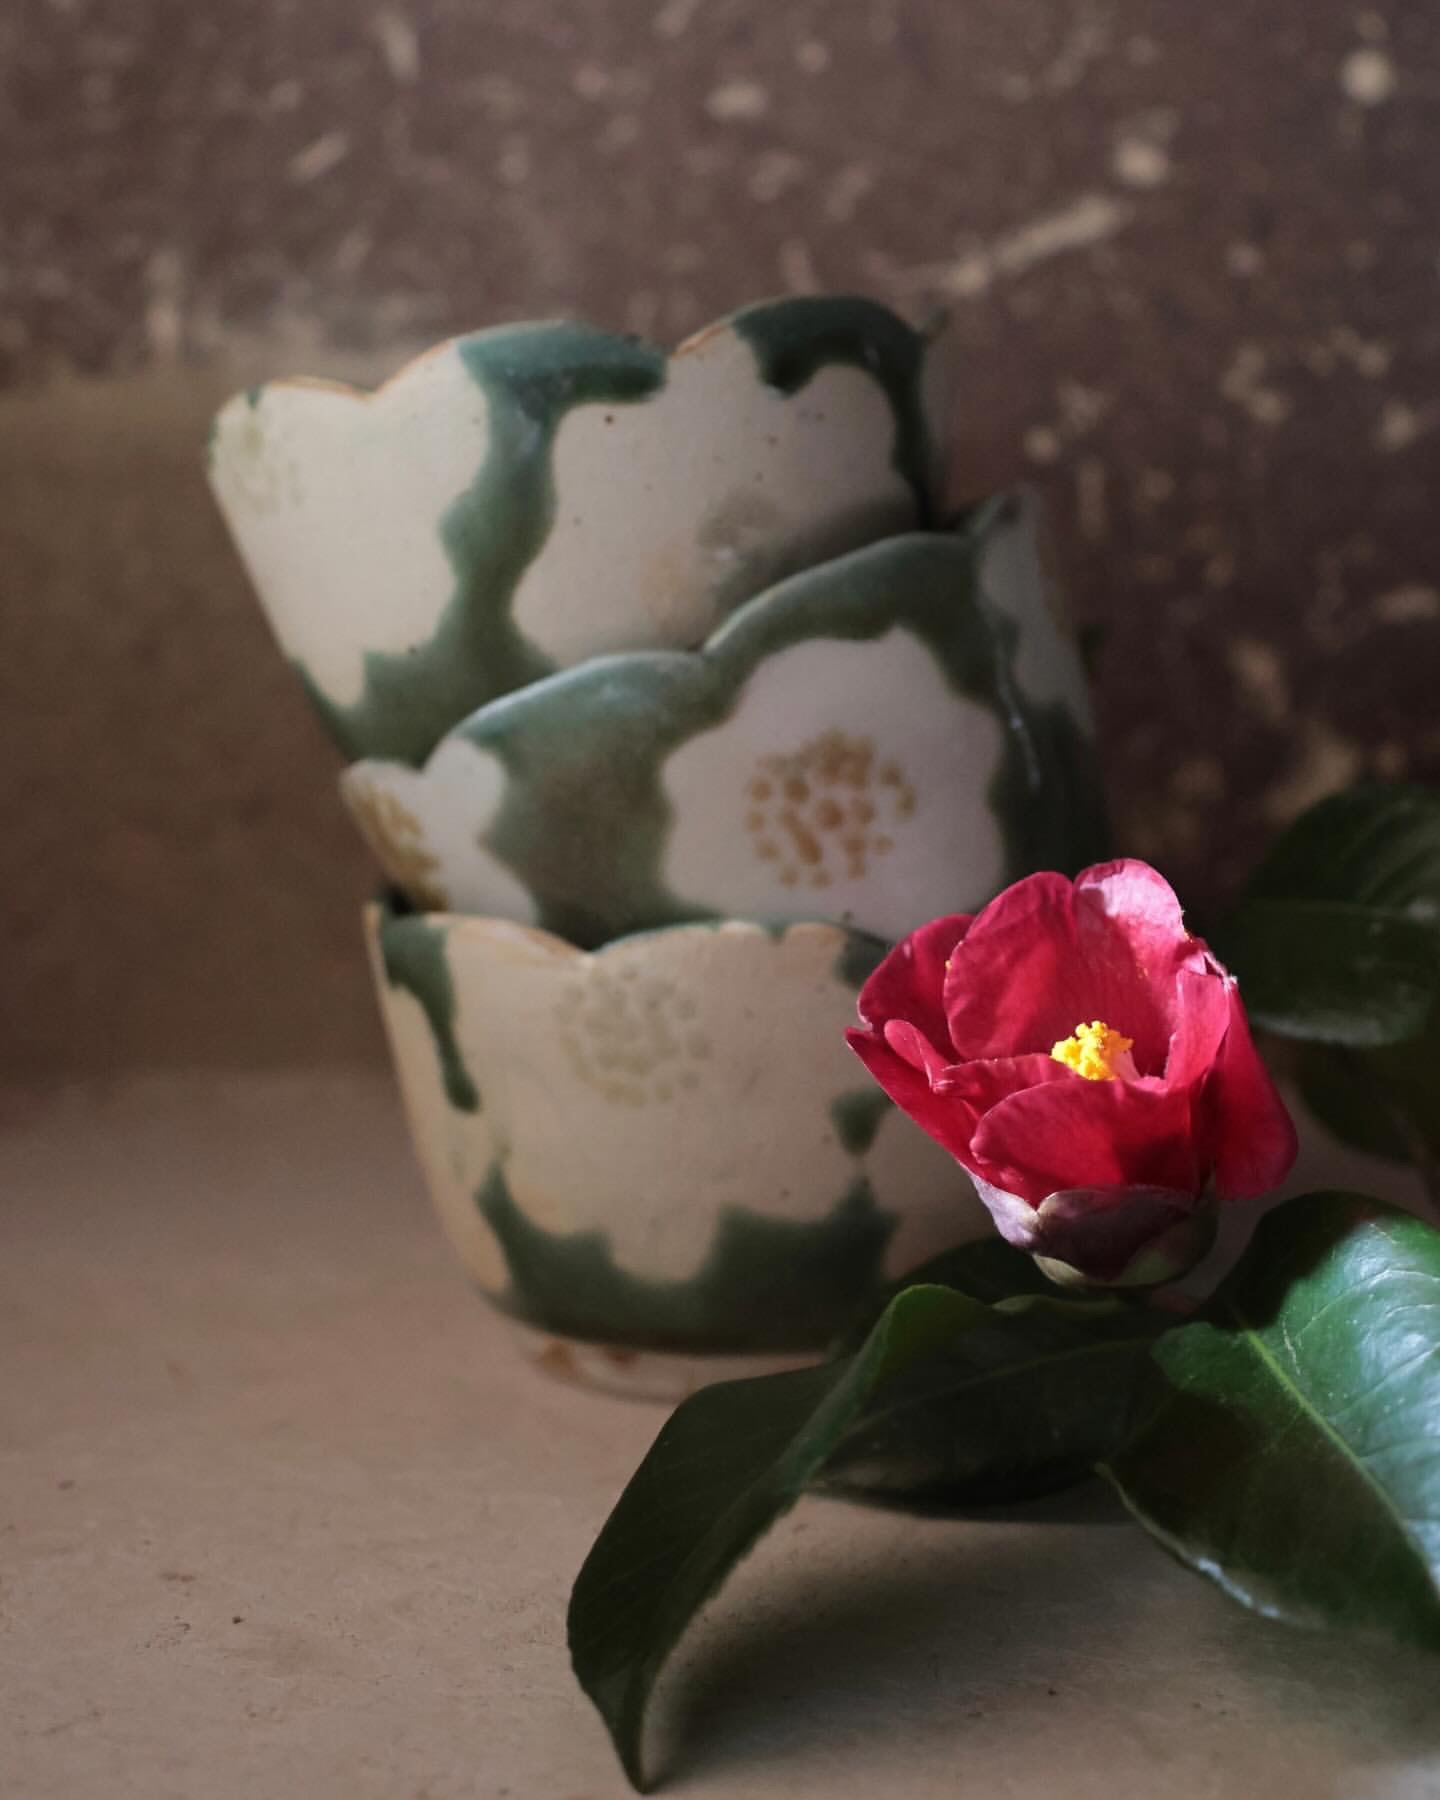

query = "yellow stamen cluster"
[[1050, 1020, 1134, 1082]]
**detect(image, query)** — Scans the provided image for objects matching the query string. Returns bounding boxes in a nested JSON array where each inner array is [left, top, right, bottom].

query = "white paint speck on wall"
[[705, 79, 770, 122], [1340, 47, 1397, 105]]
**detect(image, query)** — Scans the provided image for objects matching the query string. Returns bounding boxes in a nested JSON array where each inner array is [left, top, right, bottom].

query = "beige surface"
[[0, 367, 388, 1082], [3, 1074, 1439, 1800]]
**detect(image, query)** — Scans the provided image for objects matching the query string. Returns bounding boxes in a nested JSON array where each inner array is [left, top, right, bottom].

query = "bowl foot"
[[508, 1320, 822, 1404]]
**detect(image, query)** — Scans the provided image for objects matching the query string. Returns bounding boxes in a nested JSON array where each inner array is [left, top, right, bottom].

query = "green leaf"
[[1230, 783, 1440, 1179], [1218, 783, 1440, 1047], [819, 1240, 1161, 1505], [833, 1236, 1065, 1350], [1213, 896, 1440, 1046], [819, 1291, 1163, 1506], [567, 1283, 986, 1790], [1104, 1191, 1440, 1649], [1297, 1015, 1440, 1171], [1244, 783, 1440, 921], [570, 1269, 1167, 1788]]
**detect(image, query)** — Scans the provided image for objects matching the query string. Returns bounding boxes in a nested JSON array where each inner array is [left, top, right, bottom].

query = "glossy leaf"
[[1214, 896, 1439, 1046], [834, 1236, 1066, 1349], [1297, 1016, 1440, 1173], [819, 1290, 1162, 1506], [1244, 783, 1440, 921], [1238, 784, 1440, 1185], [1104, 1191, 1440, 1648], [568, 1283, 985, 1790]]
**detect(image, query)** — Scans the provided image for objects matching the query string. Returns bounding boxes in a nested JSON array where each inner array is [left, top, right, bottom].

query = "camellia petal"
[[935, 1053, 1072, 1114], [971, 1074, 1204, 1208], [943, 860, 1206, 1073], [1206, 983, 1301, 1199], [1163, 966, 1233, 1087], [882, 1020, 955, 1084], [1072, 860, 1209, 1065], [847, 1023, 978, 1166], [940, 871, 1088, 1060], [856, 912, 971, 1058], [849, 859, 1297, 1286]]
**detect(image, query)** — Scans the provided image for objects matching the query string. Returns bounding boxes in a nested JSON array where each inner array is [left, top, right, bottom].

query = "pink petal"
[[845, 1027, 978, 1165], [1071, 861, 1209, 1069], [883, 1019, 953, 1084], [1164, 966, 1231, 1087], [1204, 985, 1299, 1199], [856, 913, 971, 1055], [941, 872, 1089, 1062], [1075, 860, 1198, 987], [970, 1072, 1203, 1207], [935, 1052, 1072, 1111], [944, 861, 1207, 1074]]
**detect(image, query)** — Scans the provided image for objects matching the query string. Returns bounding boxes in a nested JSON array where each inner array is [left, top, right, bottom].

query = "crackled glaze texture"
[[208, 297, 943, 765], [366, 902, 987, 1368], [344, 498, 1105, 946]]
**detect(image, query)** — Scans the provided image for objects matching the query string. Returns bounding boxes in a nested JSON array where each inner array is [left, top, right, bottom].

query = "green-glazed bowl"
[[366, 898, 991, 1397], [344, 496, 1106, 949], [208, 296, 948, 767]]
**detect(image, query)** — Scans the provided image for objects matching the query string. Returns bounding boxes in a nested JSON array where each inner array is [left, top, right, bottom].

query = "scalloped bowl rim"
[[366, 898, 892, 966], [342, 517, 996, 783], [214, 292, 934, 413]]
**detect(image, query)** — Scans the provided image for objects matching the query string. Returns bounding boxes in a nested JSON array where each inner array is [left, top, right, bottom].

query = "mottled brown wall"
[[4, 0, 1438, 1077]]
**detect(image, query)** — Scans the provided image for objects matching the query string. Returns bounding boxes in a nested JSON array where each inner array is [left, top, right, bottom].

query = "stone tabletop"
[[3, 1073, 1438, 1798]]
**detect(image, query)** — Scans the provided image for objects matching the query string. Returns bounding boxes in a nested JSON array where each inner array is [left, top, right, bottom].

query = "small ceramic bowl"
[[208, 297, 948, 765], [342, 495, 1106, 948], [367, 899, 990, 1397]]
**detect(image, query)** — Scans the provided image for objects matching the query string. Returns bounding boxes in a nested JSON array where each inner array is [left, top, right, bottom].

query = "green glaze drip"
[[467, 521, 1107, 946], [477, 653, 730, 945], [306, 323, 667, 764], [731, 295, 937, 525], [991, 695, 1112, 879], [831, 930, 891, 992], [377, 910, 480, 1112], [476, 1167, 895, 1352], [830, 1088, 893, 1155]]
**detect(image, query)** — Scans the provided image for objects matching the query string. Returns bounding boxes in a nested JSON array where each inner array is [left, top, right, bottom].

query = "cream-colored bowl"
[[342, 497, 1104, 950], [366, 899, 989, 1397], [209, 296, 948, 766]]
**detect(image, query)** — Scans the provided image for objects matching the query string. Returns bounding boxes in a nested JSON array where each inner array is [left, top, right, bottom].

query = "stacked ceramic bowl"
[[209, 297, 1106, 1395]]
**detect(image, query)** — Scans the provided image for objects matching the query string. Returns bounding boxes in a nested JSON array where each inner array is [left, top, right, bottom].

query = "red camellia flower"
[[847, 860, 1298, 1286]]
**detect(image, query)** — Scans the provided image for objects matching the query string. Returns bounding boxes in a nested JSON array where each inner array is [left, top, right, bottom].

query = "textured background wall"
[[4, 0, 1438, 1078]]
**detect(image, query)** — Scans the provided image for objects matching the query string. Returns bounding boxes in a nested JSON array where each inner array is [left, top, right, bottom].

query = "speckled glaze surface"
[[342, 495, 1104, 948], [207, 296, 948, 766], [366, 900, 990, 1386]]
